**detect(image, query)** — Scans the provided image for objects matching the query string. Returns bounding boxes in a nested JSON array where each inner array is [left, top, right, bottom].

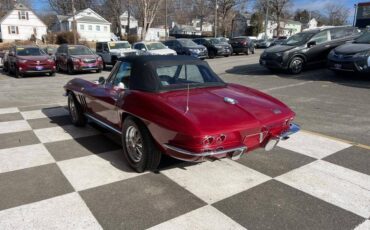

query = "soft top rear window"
[[155, 64, 225, 90]]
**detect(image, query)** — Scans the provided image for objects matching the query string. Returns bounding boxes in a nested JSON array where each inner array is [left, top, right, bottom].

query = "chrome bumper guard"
[[265, 123, 300, 151], [164, 144, 247, 161]]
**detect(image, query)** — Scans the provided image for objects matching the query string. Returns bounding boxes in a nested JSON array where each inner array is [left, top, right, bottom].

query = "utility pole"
[[165, 0, 168, 39], [71, 0, 77, 45], [264, 0, 269, 40], [214, 0, 218, 38], [353, 4, 357, 27]]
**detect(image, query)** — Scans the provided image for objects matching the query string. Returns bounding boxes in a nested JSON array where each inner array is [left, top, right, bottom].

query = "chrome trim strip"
[[85, 114, 122, 135], [164, 144, 247, 157]]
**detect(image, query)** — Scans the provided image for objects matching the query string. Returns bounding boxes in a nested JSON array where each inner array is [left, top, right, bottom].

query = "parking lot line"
[[301, 130, 370, 151]]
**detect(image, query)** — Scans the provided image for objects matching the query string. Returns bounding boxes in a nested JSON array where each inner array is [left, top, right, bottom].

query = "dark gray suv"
[[260, 27, 360, 74]]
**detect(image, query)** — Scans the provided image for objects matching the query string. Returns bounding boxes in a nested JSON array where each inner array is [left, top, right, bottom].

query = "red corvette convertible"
[[64, 56, 299, 172]]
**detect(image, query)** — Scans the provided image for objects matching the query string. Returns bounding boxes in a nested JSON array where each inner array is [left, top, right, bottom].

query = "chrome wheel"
[[291, 59, 303, 74], [125, 126, 143, 163], [68, 95, 78, 122]]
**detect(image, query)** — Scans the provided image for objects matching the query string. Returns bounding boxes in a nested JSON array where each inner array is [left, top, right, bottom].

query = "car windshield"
[[16, 47, 45, 56], [354, 32, 370, 44], [209, 38, 221, 44], [156, 64, 225, 90], [109, 42, 131, 49], [282, 33, 315, 46], [146, 43, 166, 50], [68, 46, 93, 55], [178, 39, 197, 46]]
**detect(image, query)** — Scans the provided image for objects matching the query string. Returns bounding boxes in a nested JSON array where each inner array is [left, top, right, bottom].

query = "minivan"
[[259, 27, 360, 74]]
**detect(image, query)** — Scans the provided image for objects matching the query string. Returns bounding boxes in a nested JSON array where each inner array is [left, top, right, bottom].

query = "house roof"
[[0, 3, 46, 26], [77, 16, 109, 24], [56, 8, 111, 24], [14, 3, 29, 10]]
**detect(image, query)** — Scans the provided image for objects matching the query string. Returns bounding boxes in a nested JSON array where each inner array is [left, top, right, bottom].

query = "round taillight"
[[216, 134, 226, 143], [202, 136, 214, 145]]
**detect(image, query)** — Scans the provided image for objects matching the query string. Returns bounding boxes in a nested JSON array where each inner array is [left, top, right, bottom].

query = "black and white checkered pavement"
[[0, 105, 369, 230]]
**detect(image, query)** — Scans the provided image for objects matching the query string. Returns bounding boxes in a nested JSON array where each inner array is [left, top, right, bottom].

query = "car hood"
[[265, 45, 294, 53], [17, 55, 49, 61], [157, 84, 294, 134], [334, 43, 370, 55], [111, 48, 136, 53], [149, 49, 176, 55], [70, 55, 98, 59]]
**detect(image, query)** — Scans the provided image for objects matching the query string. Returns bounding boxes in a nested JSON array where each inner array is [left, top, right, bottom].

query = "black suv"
[[163, 39, 208, 59], [193, 38, 232, 58], [260, 27, 360, 74]]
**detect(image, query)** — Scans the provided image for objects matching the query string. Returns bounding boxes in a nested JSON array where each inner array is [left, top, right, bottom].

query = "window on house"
[[19, 11, 28, 20], [88, 25, 92, 31], [9, 26, 18, 34], [96, 25, 100, 31], [80, 24, 84, 30]]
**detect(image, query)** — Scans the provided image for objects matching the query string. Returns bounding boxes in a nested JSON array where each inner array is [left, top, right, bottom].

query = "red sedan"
[[8, 45, 56, 78], [64, 56, 299, 172]]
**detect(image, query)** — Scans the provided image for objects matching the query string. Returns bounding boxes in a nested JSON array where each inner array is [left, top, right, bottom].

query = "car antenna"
[[185, 83, 190, 114]]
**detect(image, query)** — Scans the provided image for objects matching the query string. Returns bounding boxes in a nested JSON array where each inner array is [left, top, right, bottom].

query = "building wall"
[[137, 27, 166, 41], [76, 22, 111, 42], [0, 9, 47, 41]]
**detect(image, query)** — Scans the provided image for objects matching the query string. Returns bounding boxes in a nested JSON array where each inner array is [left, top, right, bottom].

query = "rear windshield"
[[283, 32, 315, 46], [16, 47, 45, 56], [68, 46, 93, 55], [156, 64, 225, 90], [178, 39, 198, 47], [147, 43, 166, 50], [354, 32, 370, 44]]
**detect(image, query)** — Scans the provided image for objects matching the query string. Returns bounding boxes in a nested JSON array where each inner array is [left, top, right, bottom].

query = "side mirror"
[[307, 41, 316, 48], [98, 76, 105, 85]]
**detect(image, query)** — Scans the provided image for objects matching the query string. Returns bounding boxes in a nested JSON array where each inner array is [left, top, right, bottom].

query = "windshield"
[[282, 33, 315, 46], [218, 37, 228, 42], [146, 43, 166, 50], [178, 39, 198, 46], [209, 38, 221, 44], [109, 42, 131, 49], [354, 32, 370, 44], [156, 64, 225, 90], [16, 47, 45, 56], [68, 46, 94, 55]]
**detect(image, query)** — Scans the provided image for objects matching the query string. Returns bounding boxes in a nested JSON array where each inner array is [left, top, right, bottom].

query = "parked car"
[[7, 46, 56, 78], [327, 31, 370, 74], [260, 27, 361, 74], [217, 37, 229, 43], [55, 44, 103, 74], [271, 36, 287, 46], [133, 42, 177, 55], [256, 39, 274, 48], [2, 51, 9, 73], [64, 55, 300, 172], [163, 39, 208, 59], [193, 38, 232, 58], [229, 36, 255, 55], [96, 41, 138, 68], [43, 46, 58, 61], [0, 51, 4, 68]]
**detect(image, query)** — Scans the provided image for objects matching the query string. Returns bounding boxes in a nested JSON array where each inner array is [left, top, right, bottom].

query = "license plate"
[[88, 64, 93, 68], [36, 66, 43, 70], [334, 64, 342, 69]]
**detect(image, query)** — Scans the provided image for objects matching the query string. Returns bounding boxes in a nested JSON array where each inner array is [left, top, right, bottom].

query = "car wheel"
[[251, 47, 255, 54], [224, 55, 229, 57], [122, 116, 161, 173], [102, 61, 107, 70], [96, 69, 102, 73], [49, 72, 55, 77], [209, 50, 216, 59], [245, 49, 249, 55], [67, 63, 74, 75], [289, 57, 304, 74], [68, 93, 86, 127], [15, 68, 22, 78]]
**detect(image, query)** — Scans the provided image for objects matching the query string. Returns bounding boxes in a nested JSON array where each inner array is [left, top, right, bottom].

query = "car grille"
[[83, 58, 96, 63]]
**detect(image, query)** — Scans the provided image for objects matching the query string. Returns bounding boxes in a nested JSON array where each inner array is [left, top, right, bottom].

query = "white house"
[[192, 19, 213, 32], [0, 3, 47, 42], [137, 27, 166, 41], [120, 11, 138, 36], [52, 8, 111, 42], [280, 20, 302, 36]]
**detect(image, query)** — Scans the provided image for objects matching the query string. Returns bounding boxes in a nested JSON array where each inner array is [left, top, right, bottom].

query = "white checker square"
[[0, 193, 102, 230], [0, 144, 55, 173], [278, 131, 351, 159], [21, 107, 69, 120], [276, 160, 370, 218], [148, 205, 246, 230], [354, 220, 370, 230], [57, 150, 141, 191], [33, 125, 98, 143], [0, 107, 19, 115], [161, 159, 271, 204], [0, 120, 31, 134]]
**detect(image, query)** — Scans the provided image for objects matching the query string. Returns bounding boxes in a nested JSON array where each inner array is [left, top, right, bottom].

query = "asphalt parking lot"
[[0, 50, 369, 229]]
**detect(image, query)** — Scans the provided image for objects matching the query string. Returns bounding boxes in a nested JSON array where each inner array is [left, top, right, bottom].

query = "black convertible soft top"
[[118, 55, 225, 92]]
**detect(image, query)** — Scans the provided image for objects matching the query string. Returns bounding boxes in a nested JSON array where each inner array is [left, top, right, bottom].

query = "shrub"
[[126, 34, 139, 44], [56, 31, 80, 44]]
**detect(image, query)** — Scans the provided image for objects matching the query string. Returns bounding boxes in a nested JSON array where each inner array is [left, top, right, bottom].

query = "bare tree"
[[47, 0, 98, 15], [134, 0, 163, 40], [270, 0, 291, 36], [325, 3, 350, 26], [213, 0, 247, 37], [193, 0, 211, 31]]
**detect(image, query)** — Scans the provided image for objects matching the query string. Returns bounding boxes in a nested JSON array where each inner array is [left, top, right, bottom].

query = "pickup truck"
[[96, 41, 138, 68]]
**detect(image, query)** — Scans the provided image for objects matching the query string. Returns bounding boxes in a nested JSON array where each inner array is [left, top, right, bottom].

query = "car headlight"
[[97, 56, 102, 61], [353, 50, 370, 59], [71, 57, 80, 62], [274, 52, 284, 57], [215, 45, 223, 49]]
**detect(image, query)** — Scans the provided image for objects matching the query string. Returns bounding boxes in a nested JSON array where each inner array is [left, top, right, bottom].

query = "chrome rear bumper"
[[265, 123, 300, 151]]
